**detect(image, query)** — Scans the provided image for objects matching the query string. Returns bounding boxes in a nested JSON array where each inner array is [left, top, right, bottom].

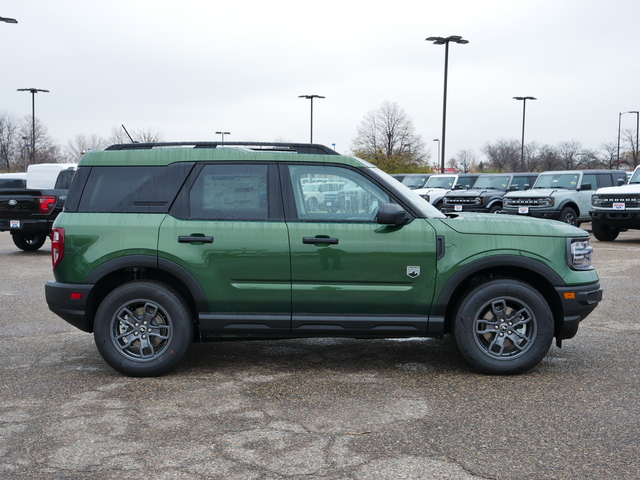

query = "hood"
[[595, 184, 640, 195], [505, 188, 562, 198], [437, 212, 586, 237]]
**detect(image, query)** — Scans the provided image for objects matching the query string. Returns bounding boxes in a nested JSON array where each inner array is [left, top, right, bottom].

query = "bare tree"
[[599, 142, 619, 170], [18, 116, 63, 165], [557, 140, 582, 170], [621, 127, 639, 168], [66, 134, 108, 162], [0, 111, 20, 171], [455, 149, 476, 173], [351, 101, 429, 173], [108, 125, 164, 145], [481, 139, 520, 172]]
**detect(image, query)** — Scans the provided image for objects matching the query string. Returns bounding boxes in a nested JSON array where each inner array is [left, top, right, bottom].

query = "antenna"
[[121, 124, 136, 143]]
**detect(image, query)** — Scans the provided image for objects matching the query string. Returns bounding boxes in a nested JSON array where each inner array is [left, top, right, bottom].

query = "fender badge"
[[407, 266, 420, 278]]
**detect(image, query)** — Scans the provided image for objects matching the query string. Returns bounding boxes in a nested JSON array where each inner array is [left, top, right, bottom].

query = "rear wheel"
[[94, 281, 193, 377], [591, 217, 620, 241], [12, 233, 47, 251], [453, 279, 554, 374]]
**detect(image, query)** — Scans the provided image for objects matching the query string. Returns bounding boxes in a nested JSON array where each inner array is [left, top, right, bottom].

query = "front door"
[[284, 164, 438, 335]]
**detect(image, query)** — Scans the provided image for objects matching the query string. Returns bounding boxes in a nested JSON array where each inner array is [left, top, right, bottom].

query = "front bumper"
[[590, 210, 640, 228], [45, 281, 94, 332], [501, 208, 562, 221], [554, 283, 603, 340]]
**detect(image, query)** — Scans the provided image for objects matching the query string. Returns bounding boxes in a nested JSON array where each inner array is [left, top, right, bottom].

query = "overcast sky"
[[2, 0, 640, 165]]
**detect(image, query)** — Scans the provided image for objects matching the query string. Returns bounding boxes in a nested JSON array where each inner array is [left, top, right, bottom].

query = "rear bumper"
[[45, 281, 94, 332], [554, 283, 603, 340], [0, 218, 53, 234]]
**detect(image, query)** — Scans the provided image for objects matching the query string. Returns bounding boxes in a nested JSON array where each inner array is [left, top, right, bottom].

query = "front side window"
[[288, 165, 391, 221], [189, 164, 268, 220]]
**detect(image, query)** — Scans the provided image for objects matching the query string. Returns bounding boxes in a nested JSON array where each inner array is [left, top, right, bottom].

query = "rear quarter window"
[[74, 163, 194, 213]]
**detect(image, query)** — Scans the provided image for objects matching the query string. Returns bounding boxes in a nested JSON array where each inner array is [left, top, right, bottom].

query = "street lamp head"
[[513, 96, 537, 101], [17, 88, 50, 94], [299, 95, 325, 100], [426, 35, 469, 45], [1, 16, 18, 23]]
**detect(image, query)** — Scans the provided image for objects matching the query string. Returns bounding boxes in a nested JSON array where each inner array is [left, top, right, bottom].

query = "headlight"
[[474, 197, 482, 205], [568, 238, 594, 270], [540, 197, 554, 207], [443, 197, 450, 205], [422, 195, 430, 202], [591, 195, 603, 206]]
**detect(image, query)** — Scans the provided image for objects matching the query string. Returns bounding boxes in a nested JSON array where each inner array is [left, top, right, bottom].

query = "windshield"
[[630, 169, 640, 184], [425, 175, 456, 189], [473, 175, 511, 190], [533, 173, 580, 190], [401, 175, 430, 189], [370, 168, 445, 218]]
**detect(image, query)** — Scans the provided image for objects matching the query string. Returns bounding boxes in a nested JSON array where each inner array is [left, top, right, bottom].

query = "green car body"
[[45, 143, 602, 376]]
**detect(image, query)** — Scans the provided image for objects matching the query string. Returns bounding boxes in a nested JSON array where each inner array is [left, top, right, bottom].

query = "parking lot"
[[1, 226, 639, 480]]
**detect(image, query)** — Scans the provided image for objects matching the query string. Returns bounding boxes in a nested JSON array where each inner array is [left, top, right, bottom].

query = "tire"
[[488, 204, 502, 214], [94, 281, 193, 377], [453, 279, 554, 375], [307, 197, 319, 211], [591, 217, 620, 241], [12, 233, 47, 251], [559, 207, 578, 226]]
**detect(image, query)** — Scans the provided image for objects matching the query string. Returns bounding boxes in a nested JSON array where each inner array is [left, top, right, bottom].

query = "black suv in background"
[[442, 173, 539, 214]]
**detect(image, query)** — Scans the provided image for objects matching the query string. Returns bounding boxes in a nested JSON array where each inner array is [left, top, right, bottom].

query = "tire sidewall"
[[12, 233, 46, 251], [454, 279, 554, 375], [559, 207, 578, 226], [94, 281, 193, 377]]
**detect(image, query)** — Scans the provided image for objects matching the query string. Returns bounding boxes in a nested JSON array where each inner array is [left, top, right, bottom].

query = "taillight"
[[39, 196, 57, 214], [51, 227, 64, 268]]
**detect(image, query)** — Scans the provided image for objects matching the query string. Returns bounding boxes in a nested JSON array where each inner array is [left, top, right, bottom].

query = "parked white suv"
[[414, 173, 478, 209]]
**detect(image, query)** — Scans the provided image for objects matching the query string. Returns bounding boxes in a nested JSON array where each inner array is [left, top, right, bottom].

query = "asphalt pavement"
[[0, 226, 638, 480]]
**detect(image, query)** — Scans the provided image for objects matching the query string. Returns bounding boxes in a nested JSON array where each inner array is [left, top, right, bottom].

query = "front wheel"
[[12, 232, 47, 251], [453, 279, 554, 375], [94, 281, 193, 377], [591, 217, 620, 241], [559, 207, 578, 226]]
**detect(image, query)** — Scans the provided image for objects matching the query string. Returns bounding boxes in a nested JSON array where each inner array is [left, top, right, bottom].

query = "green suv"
[[45, 142, 602, 377]]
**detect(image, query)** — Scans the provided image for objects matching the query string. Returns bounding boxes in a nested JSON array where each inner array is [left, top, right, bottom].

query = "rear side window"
[[188, 164, 269, 220], [76, 163, 194, 213]]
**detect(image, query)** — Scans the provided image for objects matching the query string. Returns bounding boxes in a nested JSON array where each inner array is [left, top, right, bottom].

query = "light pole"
[[513, 96, 537, 171], [617, 111, 639, 167], [0, 16, 18, 23], [215, 131, 230, 143], [21, 136, 29, 172], [298, 94, 324, 143], [433, 138, 440, 171], [17, 88, 49, 165], [426, 35, 469, 173]]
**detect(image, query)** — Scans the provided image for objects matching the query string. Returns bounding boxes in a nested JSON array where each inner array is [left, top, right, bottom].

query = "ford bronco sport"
[[45, 142, 602, 376]]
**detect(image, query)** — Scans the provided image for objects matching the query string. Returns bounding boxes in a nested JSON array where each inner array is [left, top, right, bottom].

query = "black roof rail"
[[104, 142, 339, 155]]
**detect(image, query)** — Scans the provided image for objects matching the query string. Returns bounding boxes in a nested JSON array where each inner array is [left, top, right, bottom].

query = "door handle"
[[303, 236, 339, 245], [178, 235, 214, 244]]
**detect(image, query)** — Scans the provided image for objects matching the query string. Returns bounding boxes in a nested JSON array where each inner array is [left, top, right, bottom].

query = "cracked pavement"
[[0, 228, 639, 480]]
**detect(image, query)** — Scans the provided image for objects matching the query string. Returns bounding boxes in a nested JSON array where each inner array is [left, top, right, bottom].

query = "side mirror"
[[377, 202, 411, 226], [579, 183, 592, 191], [509, 185, 519, 191], [523, 183, 531, 190], [617, 177, 626, 186]]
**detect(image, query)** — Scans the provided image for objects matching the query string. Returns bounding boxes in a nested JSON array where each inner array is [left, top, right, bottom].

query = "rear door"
[[159, 163, 291, 334]]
